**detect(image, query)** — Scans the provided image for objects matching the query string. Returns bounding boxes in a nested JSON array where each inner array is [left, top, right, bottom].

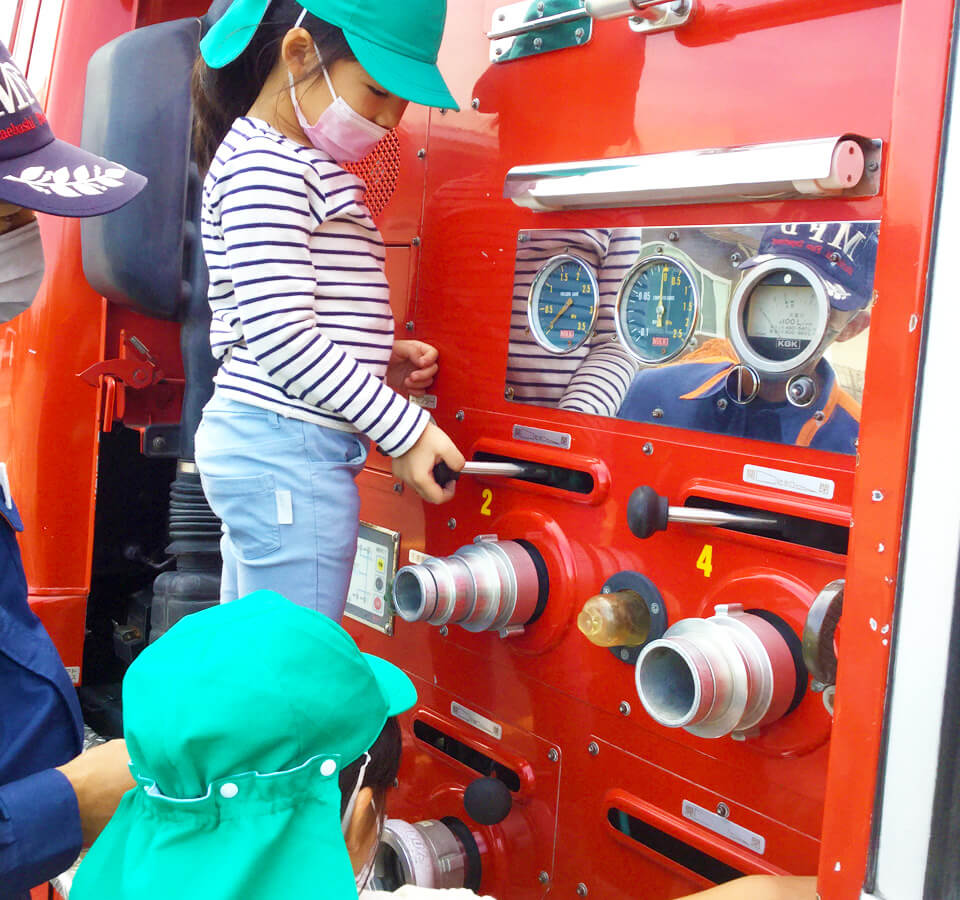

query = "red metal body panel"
[[13, 0, 955, 896]]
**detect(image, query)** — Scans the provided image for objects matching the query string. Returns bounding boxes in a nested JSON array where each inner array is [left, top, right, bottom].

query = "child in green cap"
[[190, 0, 465, 618]]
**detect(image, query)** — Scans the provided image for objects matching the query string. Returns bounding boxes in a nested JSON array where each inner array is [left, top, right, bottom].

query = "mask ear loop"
[[341, 752, 372, 830], [292, 7, 338, 101]]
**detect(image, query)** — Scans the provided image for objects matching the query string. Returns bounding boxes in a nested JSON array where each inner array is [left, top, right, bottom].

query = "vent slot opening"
[[413, 720, 522, 792]]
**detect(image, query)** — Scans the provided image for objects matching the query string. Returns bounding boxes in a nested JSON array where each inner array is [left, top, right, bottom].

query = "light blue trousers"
[[194, 391, 369, 620]]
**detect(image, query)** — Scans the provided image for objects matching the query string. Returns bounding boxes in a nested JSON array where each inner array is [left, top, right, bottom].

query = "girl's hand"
[[387, 340, 440, 396], [392, 422, 464, 503]]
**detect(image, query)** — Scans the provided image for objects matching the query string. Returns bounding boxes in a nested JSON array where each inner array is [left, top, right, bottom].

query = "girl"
[[191, 0, 465, 618]]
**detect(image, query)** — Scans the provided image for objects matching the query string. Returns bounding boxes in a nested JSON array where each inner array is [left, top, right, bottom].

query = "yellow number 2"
[[480, 488, 493, 517], [696, 544, 713, 578]]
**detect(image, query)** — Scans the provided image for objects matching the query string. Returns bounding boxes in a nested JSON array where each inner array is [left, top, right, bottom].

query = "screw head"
[[587, 741, 599, 756], [439, 625, 449, 637], [495, 47, 503, 56], [717, 398, 728, 411], [651, 407, 664, 418], [505, 386, 515, 400], [619, 701, 631, 716], [867, 160, 880, 172], [405, 320, 415, 331], [574, 26, 584, 38], [392, 482, 404, 494], [872, 489, 884, 502], [447, 518, 457, 530], [151, 436, 167, 451], [620, 648, 630, 661], [814, 410, 825, 421], [412, 236, 421, 247], [668, 231, 679, 241], [533, 36, 543, 49], [649, 602, 660, 614], [538, 871, 550, 885], [547, 748, 559, 763], [577, 883, 588, 897], [642, 442, 654, 455], [455, 410, 465, 422], [471, 97, 480, 109], [730, 252, 742, 266], [417, 148, 426, 159], [601, 585, 611, 594], [716, 802, 730, 818]]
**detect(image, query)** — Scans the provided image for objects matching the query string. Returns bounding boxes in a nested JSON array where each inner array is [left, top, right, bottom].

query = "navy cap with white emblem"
[[0, 41, 146, 216]]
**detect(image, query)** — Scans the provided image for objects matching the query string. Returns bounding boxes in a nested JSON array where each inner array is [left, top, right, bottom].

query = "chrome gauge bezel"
[[526, 253, 601, 355], [615, 255, 701, 365], [728, 257, 831, 377]]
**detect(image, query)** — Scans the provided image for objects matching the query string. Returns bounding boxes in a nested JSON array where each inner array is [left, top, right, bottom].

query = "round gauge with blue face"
[[527, 254, 600, 354], [616, 256, 700, 364]]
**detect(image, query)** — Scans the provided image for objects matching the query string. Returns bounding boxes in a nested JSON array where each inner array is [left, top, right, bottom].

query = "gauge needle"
[[546, 298, 573, 333]]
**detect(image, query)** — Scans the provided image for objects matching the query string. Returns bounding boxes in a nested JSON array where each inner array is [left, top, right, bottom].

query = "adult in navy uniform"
[[0, 41, 145, 897], [619, 222, 878, 454]]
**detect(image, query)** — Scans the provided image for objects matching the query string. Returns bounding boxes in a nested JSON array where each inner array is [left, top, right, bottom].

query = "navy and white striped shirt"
[[201, 117, 428, 457]]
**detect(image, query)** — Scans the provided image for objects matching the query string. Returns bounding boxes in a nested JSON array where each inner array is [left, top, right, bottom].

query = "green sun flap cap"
[[70, 590, 417, 900], [200, 0, 460, 110]]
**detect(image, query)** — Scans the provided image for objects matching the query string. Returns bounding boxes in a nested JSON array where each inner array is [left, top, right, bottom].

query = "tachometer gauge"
[[615, 256, 699, 364], [527, 254, 600, 354], [729, 258, 830, 377]]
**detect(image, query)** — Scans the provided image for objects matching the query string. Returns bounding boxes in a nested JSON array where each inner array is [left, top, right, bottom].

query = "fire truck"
[[4, 0, 959, 897]]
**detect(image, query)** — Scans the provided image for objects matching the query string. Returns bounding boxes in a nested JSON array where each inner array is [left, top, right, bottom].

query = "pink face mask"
[[287, 22, 388, 163]]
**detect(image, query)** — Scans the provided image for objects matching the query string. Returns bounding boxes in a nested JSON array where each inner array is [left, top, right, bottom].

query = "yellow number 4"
[[696, 544, 713, 578]]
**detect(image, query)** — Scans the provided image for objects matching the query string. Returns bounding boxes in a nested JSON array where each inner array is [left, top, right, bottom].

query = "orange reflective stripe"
[[680, 366, 735, 400]]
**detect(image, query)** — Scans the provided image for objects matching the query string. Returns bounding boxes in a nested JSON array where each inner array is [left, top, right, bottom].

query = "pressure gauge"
[[728, 258, 831, 377], [527, 254, 600, 354], [615, 256, 699, 364]]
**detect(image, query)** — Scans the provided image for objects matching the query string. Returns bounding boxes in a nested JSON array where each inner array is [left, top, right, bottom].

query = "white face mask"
[[287, 10, 389, 163], [0, 219, 44, 323]]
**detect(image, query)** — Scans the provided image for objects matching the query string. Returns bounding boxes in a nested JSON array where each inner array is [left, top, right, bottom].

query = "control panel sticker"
[[742, 463, 836, 499], [411, 393, 437, 409], [512, 423, 572, 449], [451, 701, 503, 740], [682, 800, 766, 855], [344, 522, 399, 634], [408, 548, 430, 565]]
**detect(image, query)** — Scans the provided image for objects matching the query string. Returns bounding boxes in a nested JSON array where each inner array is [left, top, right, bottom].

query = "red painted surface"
[[16, 0, 954, 897]]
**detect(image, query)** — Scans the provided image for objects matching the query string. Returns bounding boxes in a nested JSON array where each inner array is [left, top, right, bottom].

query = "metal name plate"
[[451, 701, 504, 740], [512, 423, 572, 449], [682, 800, 766, 855], [743, 464, 836, 500]]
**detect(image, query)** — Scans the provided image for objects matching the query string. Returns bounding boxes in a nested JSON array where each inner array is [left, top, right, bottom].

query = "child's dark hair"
[[339, 716, 402, 819], [192, 0, 355, 172]]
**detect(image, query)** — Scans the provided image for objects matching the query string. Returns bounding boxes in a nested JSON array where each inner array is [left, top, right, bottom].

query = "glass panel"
[[505, 222, 879, 455], [25, 0, 64, 106]]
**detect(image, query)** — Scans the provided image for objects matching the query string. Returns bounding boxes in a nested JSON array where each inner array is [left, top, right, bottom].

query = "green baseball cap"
[[200, 0, 460, 110], [70, 590, 417, 900]]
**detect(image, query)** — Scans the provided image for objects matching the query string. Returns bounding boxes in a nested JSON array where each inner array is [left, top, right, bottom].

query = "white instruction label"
[[682, 800, 766, 854], [451, 702, 503, 740], [411, 394, 438, 410], [742, 464, 835, 500], [512, 424, 571, 449]]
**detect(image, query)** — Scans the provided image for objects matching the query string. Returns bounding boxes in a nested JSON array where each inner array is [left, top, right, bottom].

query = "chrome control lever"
[[627, 485, 780, 539]]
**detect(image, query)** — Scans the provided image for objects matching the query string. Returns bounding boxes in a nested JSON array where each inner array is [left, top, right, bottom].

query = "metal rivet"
[[505, 387, 515, 400], [717, 398, 728, 411], [547, 748, 559, 763], [867, 160, 879, 172], [455, 410, 465, 421], [498, 12, 506, 20], [587, 741, 599, 756], [518, 232, 529, 242], [872, 489, 884, 502], [412, 236, 421, 246], [439, 625, 448, 636], [601, 585, 611, 594], [151, 436, 167, 451], [620, 649, 630, 661], [730, 252, 742, 266], [619, 701, 631, 716], [577, 883, 588, 897], [668, 231, 679, 241], [716, 802, 730, 818], [538, 871, 550, 885], [448, 518, 457, 530], [651, 407, 664, 418], [649, 602, 660, 614], [877, 542, 885, 552], [495, 47, 503, 56], [471, 97, 480, 110], [537, 0, 545, 9], [575, 26, 584, 38], [405, 320, 415, 331], [392, 482, 404, 494], [814, 411, 825, 421], [417, 148, 426, 159], [533, 36, 543, 49], [642, 442, 653, 455]]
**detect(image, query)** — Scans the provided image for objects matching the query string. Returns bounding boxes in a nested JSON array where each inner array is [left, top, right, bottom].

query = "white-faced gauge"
[[527, 254, 600, 354], [728, 258, 831, 377], [615, 256, 700, 364]]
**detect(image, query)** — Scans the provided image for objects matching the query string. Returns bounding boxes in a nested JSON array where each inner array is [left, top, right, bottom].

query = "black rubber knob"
[[626, 485, 670, 540], [463, 776, 513, 825], [432, 461, 460, 485]]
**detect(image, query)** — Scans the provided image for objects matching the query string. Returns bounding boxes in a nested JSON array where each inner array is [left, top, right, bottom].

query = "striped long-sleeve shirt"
[[201, 117, 428, 457]]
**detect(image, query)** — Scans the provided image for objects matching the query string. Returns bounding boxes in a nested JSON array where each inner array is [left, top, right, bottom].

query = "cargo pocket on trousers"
[[201, 472, 281, 560]]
